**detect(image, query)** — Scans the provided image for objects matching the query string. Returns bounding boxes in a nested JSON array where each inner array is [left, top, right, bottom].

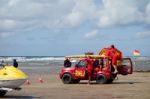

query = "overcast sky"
[[0, 0, 150, 56]]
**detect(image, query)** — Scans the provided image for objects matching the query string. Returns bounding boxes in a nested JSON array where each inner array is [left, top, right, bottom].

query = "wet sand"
[[2, 72, 150, 99]]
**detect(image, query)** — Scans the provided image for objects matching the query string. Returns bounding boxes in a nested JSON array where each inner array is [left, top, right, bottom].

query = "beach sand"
[[2, 72, 150, 99]]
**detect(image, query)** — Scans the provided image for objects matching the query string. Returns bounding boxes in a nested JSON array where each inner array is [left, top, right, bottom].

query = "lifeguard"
[[106, 45, 122, 73]]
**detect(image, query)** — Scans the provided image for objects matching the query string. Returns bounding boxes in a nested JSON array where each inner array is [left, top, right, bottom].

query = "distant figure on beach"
[[13, 59, 18, 68], [0, 60, 5, 67], [64, 58, 71, 67]]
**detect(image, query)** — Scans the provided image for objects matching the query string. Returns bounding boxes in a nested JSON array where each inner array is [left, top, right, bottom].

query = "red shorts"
[[112, 56, 117, 66], [87, 69, 93, 76]]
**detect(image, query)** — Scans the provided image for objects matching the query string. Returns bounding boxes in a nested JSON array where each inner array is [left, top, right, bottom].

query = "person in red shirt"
[[86, 57, 94, 84], [106, 45, 122, 73]]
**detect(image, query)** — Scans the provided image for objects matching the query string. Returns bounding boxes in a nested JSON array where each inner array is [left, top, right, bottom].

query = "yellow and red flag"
[[133, 49, 140, 56]]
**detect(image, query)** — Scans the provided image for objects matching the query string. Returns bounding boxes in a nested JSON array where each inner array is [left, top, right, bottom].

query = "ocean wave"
[[1, 56, 150, 62], [0, 56, 65, 62], [133, 56, 150, 61]]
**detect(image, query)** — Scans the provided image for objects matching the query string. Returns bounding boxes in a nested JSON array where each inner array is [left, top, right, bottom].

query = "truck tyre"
[[62, 74, 73, 84], [0, 90, 7, 97], [96, 74, 107, 84]]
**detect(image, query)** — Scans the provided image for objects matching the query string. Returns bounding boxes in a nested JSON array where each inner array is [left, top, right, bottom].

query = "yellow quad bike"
[[0, 65, 28, 96]]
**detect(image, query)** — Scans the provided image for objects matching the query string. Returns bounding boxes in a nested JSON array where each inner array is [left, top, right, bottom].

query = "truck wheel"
[[62, 74, 73, 84], [96, 74, 107, 84], [0, 90, 7, 97], [73, 79, 80, 84]]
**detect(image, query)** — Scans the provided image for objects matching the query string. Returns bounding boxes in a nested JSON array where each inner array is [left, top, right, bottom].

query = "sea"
[[0, 56, 150, 75], [0, 56, 65, 75]]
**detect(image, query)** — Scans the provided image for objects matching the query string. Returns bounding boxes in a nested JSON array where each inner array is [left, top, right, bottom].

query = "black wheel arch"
[[96, 74, 108, 84], [61, 73, 73, 84], [0, 90, 7, 97]]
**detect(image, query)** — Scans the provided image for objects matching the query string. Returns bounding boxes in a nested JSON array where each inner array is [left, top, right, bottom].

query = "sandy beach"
[[2, 71, 150, 99], [1, 0, 150, 98]]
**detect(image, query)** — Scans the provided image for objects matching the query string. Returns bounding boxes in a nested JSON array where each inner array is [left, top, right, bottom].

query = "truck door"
[[117, 58, 133, 75], [74, 60, 87, 78]]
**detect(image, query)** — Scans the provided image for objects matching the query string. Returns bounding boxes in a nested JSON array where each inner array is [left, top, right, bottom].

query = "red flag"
[[133, 49, 140, 56]]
